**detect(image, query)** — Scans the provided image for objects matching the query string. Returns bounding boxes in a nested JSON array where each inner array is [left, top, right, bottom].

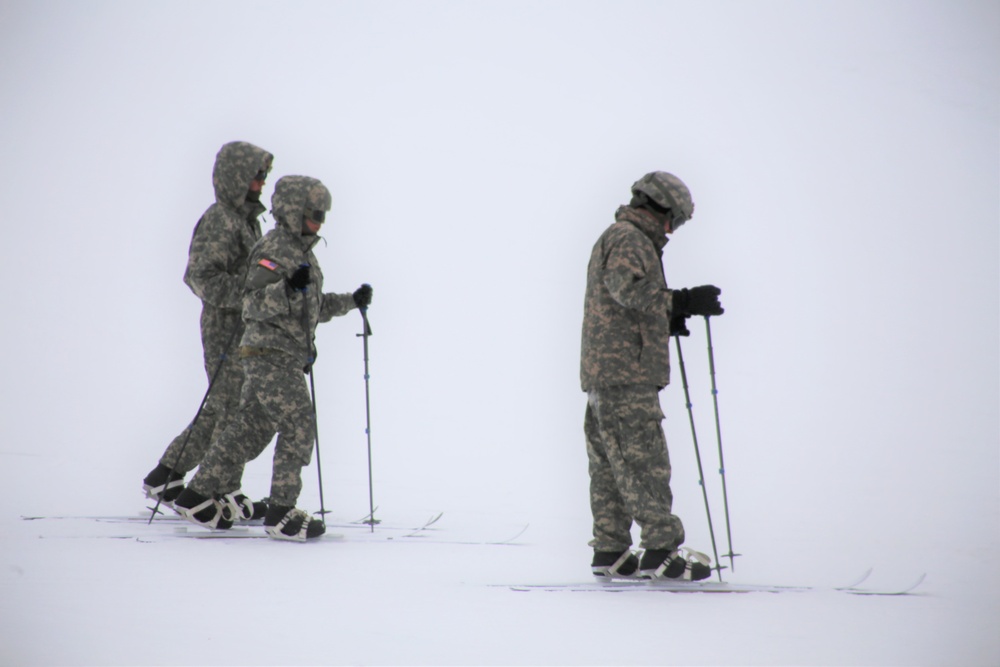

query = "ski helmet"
[[631, 171, 694, 227]]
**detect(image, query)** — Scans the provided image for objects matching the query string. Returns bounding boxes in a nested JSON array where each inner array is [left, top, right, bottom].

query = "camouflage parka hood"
[[213, 141, 274, 211], [184, 141, 274, 354]]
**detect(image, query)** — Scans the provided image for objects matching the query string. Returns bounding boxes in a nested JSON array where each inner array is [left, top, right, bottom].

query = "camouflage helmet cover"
[[271, 175, 332, 231], [631, 171, 694, 225]]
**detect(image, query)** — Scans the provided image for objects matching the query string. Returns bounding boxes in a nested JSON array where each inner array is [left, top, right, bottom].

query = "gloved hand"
[[672, 285, 724, 317], [353, 283, 373, 309], [288, 265, 311, 291], [670, 314, 691, 337]]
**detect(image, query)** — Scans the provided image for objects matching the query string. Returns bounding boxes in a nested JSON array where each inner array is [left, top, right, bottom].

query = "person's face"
[[249, 167, 269, 193], [649, 203, 674, 234], [652, 203, 687, 235], [661, 213, 673, 234], [669, 211, 690, 234], [640, 194, 676, 234], [303, 209, 326, 235]]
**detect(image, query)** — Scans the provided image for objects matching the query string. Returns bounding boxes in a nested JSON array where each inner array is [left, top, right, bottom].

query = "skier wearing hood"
[[581, 171, 723, 581], [143, 141, 273, 520], [174, 175, 372, 541]]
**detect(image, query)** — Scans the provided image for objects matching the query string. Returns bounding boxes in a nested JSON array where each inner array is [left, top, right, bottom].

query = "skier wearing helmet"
[[581, 171, 723, 580], [174, 175, 372, 541]]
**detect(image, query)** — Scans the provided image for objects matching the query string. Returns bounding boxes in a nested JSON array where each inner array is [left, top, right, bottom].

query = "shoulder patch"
[[258, 258, 279, 272]]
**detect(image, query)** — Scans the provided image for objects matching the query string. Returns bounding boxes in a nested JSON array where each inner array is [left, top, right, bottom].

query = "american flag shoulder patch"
[[258, 258, 279, 271]]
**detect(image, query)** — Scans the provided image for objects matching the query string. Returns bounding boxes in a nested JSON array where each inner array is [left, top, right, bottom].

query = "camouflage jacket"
[[241, 223, 356, 364], [183, 142, 273, 339], [580, 205, 678, 391]]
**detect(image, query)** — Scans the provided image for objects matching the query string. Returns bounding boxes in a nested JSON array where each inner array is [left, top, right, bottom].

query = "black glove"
[[353, 283, 373, 309], [672, 285, 724, 317], [288, 265, 311, 291], [670, 314, 691, 337]]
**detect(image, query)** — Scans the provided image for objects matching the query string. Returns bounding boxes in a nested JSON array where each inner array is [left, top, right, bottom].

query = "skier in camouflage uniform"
[[581, 171, 723, 580], [173, 175, 373, 541], [143, 141, 274, 521]]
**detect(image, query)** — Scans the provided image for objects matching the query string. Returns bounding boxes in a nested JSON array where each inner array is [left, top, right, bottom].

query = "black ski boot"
[[142, 464, 185, 506], [263, 505, 325, 542], [640, 547, 712, 581], [591, 549, 640, 579], [221, 492, 268, 522], [174, 487, 233, 530]]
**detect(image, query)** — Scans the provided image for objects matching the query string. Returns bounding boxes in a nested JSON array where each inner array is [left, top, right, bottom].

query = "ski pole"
[[674, 335, 724, 581], [356, 305, 377, 532], [147, 323, 242, 524], [306, 367, 327, 521], [704, 316, 739, 571], [299, 272, 328, 523]]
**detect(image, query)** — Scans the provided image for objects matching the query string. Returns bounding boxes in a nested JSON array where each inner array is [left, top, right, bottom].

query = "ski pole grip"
[[358, 306, 373, 336]]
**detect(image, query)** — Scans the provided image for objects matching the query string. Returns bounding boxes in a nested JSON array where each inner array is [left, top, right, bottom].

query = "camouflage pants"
[[585, 385, 685, 552], [159, 319, 245, 489], [188, 351, 315, 506]]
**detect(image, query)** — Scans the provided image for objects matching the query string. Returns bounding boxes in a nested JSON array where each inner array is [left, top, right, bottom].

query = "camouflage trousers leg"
[[159, 345, 245, 476], [189, 354, 316, 505], [253, 356, 316, 507], [585, 385, 685, 552]]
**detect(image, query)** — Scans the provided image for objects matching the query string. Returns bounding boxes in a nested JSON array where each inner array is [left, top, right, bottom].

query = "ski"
[[155, 526, 256, 539], [23, 513, 266, 527], [493, 523, 530, 544], [402, 511, 443, 536], [22, 514, 176, 522], [387, 523, 529, 546], [501, 570, 926, 596], [841, 572, 927, 596], [20, 512, 527, 546], [501, 581, 806, 594], [163, 527, 345, 541], [834, 567, 873, 590], [351, 506, 380, 525], [22, 512, 414, 531]]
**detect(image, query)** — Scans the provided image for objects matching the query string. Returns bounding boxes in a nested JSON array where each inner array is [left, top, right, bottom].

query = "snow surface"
[[1, 1, 998, 665]]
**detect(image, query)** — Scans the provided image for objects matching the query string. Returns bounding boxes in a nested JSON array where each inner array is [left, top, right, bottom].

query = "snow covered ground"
[[4, 477, 999, 666], [2, 2, 998, 665]]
